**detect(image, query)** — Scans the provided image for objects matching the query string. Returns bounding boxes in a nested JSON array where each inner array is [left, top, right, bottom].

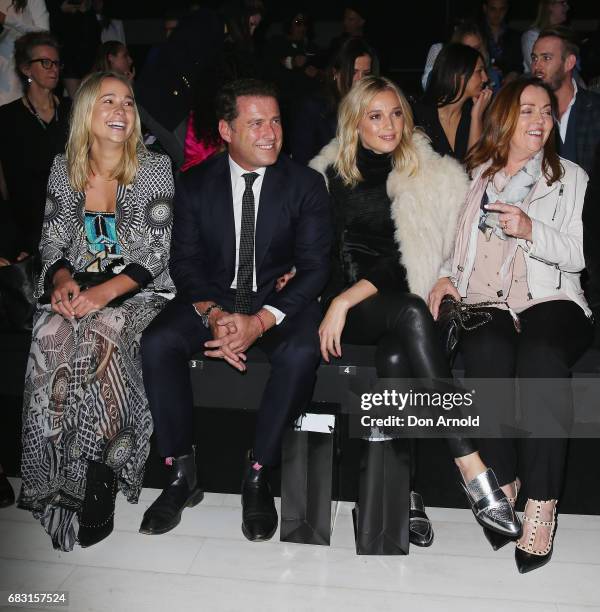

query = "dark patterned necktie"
[[234, 172, 259, 314]]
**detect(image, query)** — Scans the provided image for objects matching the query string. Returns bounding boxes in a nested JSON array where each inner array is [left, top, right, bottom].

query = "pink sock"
[[252, 461, 262, 471]]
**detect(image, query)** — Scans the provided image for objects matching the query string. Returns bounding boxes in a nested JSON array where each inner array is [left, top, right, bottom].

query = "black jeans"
[[341, 291, 476, 458], [459, 300, 592, 499], [141, 299, 322, 466]]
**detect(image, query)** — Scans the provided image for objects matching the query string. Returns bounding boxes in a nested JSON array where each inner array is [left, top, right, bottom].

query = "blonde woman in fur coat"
[[309, 76, 521, 547]]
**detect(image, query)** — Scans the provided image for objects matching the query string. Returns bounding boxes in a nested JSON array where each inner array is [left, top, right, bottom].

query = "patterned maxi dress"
[[18, 151, 175, 551]]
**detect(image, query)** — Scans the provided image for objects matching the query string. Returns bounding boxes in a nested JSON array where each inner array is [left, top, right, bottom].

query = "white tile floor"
[[1, 477, 599, 612]]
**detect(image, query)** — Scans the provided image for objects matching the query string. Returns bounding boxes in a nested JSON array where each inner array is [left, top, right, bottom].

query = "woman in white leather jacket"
[[429, 76, 592, 574]]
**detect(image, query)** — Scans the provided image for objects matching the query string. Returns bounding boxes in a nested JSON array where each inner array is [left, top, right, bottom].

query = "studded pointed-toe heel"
[[515, 499, 557, 574]]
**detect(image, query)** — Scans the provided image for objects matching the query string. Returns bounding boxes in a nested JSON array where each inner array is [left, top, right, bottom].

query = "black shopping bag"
[[352, 437, 410, 555], [280, 413, 339, 546]]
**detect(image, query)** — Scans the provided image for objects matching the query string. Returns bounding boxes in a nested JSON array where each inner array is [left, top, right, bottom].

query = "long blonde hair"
[[66, 71, 144, 191], [532, 0, 561, 30], [334, 76, 418, 187]]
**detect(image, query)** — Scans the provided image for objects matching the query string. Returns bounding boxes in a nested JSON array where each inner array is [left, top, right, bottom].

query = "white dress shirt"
[[559, 79, 578, 144], [228, 156, 285, 324]]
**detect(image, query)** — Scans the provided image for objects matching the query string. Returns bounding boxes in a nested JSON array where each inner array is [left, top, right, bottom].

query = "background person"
[[48, 0, 101, 98], [414, 42, 493, 163], [479, 0, 522, 84], [531, 26, 600, 176], [0, 0, 49, 106], [0, 31, 70, 261], [421, 21, 496, 92], [92, 40, 134, 80], [290, 37, 378, 165], [521, 0, 569, 74]]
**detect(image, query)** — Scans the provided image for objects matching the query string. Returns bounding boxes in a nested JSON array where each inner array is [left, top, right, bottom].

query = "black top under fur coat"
[[322, 144, 409, 306]]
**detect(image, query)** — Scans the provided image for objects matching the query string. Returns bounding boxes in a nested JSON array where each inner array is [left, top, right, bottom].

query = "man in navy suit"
[[532, 27, 600, 176], [140, 79, 332, 541]]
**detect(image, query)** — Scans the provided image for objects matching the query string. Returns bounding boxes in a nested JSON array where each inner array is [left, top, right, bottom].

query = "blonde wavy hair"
[[66, 71, 144, 191], [334, 76, 418, 187]]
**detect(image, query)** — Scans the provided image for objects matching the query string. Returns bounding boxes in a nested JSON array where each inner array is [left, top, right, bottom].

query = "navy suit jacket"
[[169, 152, 333, 319], [574, 88, 600, 176]]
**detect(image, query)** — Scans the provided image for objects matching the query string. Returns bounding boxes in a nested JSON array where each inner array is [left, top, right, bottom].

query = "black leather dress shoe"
[[0, 473, 15, 508], [139, 450, 204, 535], [409, 491, 434, 547], [241, 463, 277, 542], [78, 461, 118, 548]]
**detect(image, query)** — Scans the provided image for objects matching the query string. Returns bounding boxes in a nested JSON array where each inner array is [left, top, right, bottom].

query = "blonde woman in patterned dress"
[[18, 71, 175, 551]]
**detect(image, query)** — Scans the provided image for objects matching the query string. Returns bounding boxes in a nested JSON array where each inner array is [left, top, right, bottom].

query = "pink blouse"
[[181, 112, 222, 172]]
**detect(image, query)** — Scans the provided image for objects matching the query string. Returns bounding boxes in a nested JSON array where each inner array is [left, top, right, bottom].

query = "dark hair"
[[465, 77, 563, 184], [344, 2, 368, 21], [423, 42, 484, 107], [93, 40, 125, 72], [283, 8, 311, 37], [537, 26, 580, 59], [10, 0, 27, 12], [329, 37, 379, 101], [14, 31, 60, 88], [219, 0, 265, 52], [450, 20, 483, 45], [216, 79, 279, 123]]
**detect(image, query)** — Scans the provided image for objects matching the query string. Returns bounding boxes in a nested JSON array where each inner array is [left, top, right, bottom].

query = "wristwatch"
[[193, 303, 223, 328]]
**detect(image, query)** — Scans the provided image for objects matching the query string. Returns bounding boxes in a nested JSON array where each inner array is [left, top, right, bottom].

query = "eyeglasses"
[[28, 58, 62, 70]]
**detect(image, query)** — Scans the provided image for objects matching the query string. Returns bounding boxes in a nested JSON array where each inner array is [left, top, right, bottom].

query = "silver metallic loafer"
[[460, 468, 522, 537]]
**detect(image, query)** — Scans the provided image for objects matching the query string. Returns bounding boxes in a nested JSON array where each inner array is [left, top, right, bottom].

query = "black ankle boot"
[[0, 472, 15, 508], [78, 461, 118, 548], [139, 450, 204, 535], [241, 455, 277, 542]]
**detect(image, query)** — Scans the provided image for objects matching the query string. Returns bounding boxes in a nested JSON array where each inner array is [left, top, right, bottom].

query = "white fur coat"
[[309, 132, 469, 299]]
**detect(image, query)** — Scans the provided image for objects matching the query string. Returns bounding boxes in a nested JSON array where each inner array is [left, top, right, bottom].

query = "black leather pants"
[[341, 292, 476, 458]]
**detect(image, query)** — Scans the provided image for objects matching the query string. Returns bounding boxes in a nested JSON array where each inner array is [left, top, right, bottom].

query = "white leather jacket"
[[448, 157, 591, 317]]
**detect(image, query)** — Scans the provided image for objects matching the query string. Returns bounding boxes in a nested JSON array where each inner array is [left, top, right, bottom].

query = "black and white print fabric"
[[19, 151, 175, 551]]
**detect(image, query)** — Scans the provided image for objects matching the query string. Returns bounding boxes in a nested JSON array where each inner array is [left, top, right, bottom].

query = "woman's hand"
[[485, 202, 533, 241], [427, 277, 461, 320], [70, 284, 112, 318], [319, 296, 349, 362], [0, 257, 10, 267], [51, 269, 80, 319], [471, 86, 493, 121]]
